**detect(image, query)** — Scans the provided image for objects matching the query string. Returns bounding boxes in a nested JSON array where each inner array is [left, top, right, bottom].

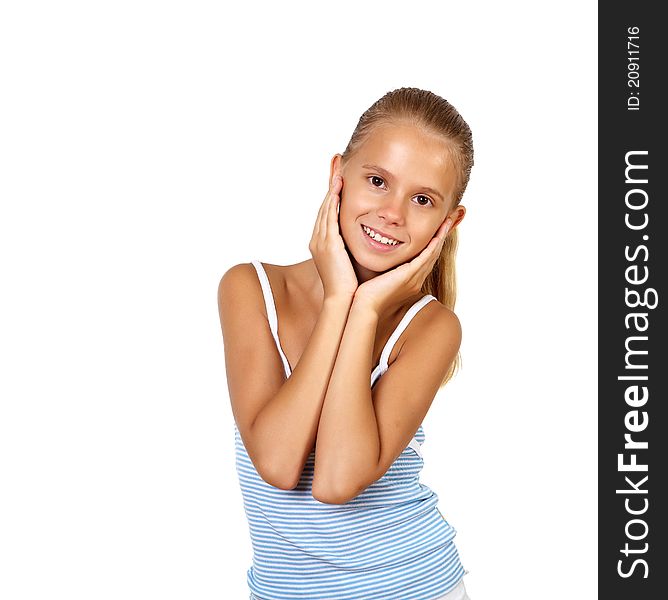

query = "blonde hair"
[[340, 87, 474, 387]]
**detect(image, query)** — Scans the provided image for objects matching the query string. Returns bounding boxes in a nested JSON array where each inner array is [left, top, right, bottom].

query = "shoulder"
[[400, 297, 462, 358], [218, 261, 294, 319], [217, 262, 266, 319], [218, 259, 303, 299], [427, 298, 461, 335], [218, 262, 257, 299]]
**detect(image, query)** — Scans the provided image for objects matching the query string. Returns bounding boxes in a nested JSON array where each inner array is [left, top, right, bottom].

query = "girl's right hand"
[[308, 174, 359, 301]]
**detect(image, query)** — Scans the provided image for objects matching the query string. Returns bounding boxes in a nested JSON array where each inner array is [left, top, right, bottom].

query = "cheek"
[[338, 196, 350, 226], [414, 219, 443, 248], [340, 187, 375, 218], [339, 192, 362, 228], [337, 196, 355, 241]]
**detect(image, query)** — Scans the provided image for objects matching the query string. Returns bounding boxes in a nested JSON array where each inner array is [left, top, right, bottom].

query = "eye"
[[413, 195, 434, 207], [368, 175, 385, 188], [367, 175, 434, 207]]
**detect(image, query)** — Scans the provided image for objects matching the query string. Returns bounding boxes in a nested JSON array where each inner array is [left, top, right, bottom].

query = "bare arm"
[[220, 169, 360, 490], [312, 297, 461, 505], [219, 263, 353, 490], [312, 214, 458, 504], [311, 298, 379, 502]]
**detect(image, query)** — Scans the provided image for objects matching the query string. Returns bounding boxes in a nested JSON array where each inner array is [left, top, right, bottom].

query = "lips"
[[359, 224, 404, 253], [361, 223, 403, 244]]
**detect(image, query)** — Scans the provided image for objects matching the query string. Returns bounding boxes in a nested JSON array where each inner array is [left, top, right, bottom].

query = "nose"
[[376, 193, 405, 225]]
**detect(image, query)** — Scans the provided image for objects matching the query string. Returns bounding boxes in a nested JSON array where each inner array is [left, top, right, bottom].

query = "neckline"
[[252, 260, 435, 379]]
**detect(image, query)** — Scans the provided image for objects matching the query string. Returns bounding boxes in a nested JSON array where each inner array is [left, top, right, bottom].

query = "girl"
[[218, 87, 473, 600]]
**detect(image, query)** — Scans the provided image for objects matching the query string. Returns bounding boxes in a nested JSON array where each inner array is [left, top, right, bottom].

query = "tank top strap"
[[377, 294, 437, 375], [250, 260, 292, 378]]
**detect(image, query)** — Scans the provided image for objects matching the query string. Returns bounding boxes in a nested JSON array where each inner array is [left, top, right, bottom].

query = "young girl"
[[218, 87, 473, 600]]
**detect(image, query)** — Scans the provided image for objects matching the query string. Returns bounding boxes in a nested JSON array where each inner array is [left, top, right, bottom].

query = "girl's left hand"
[[353, 217, 452, 316]]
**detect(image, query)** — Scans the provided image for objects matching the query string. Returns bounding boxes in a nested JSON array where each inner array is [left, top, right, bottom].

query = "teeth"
[[363, 225, 399, 246]]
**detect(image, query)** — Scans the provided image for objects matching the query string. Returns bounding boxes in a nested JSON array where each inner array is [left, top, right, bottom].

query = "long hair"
[[340, 87, 474, 387]]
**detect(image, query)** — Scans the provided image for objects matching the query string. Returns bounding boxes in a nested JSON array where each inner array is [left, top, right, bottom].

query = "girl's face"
[[335, 121, 465, 280]]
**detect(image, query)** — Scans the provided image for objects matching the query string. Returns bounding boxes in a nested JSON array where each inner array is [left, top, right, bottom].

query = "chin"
[[351, 245, 404, 274], [342, 222, 406, 272]]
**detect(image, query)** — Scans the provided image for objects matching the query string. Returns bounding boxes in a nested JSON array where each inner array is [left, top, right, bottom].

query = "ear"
[[446, 205, 466, 231], [330, 153, 343, 183]]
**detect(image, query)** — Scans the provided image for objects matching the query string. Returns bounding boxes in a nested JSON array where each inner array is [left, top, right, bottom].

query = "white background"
[[0, 1, 597, 598]]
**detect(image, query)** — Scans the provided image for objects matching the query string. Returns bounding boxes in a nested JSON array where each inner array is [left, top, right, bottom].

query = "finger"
[[326, 175, 342, 239], [420, 218, 451, 260], [319, 175, 340, 240], [312, 189, 327, 239], [433, 217, 452, 242], [406, 218, 452, 277], [427, 218, 452, 263], [424, 218, 451, 261], [314, 175, 340, 240], [426, 218, 453, 266]]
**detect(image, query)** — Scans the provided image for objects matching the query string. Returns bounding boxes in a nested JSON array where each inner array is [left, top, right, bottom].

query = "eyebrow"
[[362, 164, 445, 202]]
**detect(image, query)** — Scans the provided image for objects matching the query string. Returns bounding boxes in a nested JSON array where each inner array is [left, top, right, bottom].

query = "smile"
[[360, 224, 404, 251]]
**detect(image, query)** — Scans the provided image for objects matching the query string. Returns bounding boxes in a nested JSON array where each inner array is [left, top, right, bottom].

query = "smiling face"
[[334, 121, 464, 281]]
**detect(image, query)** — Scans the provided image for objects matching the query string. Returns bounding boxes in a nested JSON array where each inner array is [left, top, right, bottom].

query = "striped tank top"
[[234, 260, 466, 600]]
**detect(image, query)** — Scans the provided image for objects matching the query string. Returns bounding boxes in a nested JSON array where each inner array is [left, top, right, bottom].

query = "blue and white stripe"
[[233, 262, 466, 599]]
